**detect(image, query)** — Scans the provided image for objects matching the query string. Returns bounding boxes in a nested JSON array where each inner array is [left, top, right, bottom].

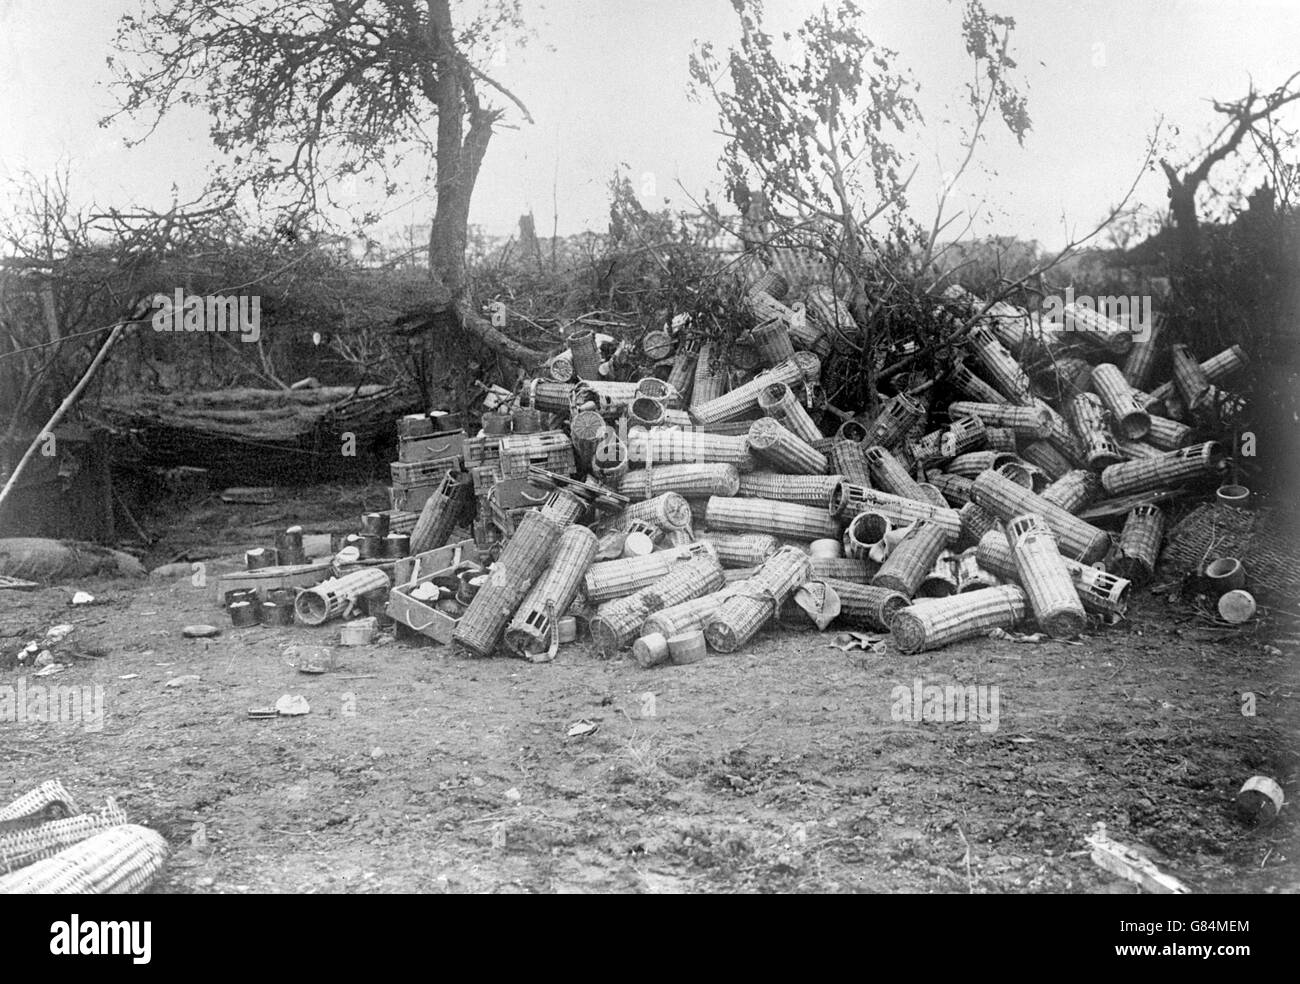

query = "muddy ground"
[[2, 483, 1297, 893]]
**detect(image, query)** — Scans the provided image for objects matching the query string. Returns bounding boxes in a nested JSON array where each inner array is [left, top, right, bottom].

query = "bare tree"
[[106, 0, 545, 365], [1159, 70, 1300, 267]]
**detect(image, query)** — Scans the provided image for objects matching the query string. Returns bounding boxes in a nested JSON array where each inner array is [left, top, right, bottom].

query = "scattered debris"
[[1086, 822, 1191, 894]]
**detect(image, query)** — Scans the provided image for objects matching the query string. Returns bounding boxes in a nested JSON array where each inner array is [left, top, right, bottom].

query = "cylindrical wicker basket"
[[946, 450, 1019, 479], [1121, 311, 1166, 389], [866, 392, 926, 450], [538, 489, 586, 526], [758, 382, 823, 444], [870, 520, 948, 597], [666, 339, 699, 400], [1113, 503, 1164, 585], [955, 548, 1000, 593], [1170, 343, 1213, 412], [975, 529, 1130, 618], [1018, 440, 1073, 481], [843, 510, 892, 559], [752, 319, 797, 367], [642, 554, 726, 610], [950, 361, 1008, 405], [690, 342, 729, 409], [704, 546, 811, 652], [830, 482, 962, 541], [583, 541, 719, 603], [622, 491, 692, 531], [947, 400, 1052, 439], [706, 495, 841, 540], [1144, 415, 1195, 451], [699, 531, 780, 568], [828, 439, 872, 485], [970, 468, 1111, 563], [926, 471, 974, 506], [958, 501, 1001, 549], [1039, 469, 1101, 514], [819, 578, 908, 630], [746, 417, 828, 474], [809, 556, 875, 583], [737, 472, 842, 505], [409, 472, 470, 554], [627, 428, 754, 470], [1090, 362, 1151, 439], [505, 525, 599, 658], [589, 435, 629, 484], [1099, 441, 1226, 496], [295, 568, 391, 626], [890, 584, 1028, 653], [569, 329, 602, 380], [863, 445, 927, 501], [641, 588, 735, 640], [1008, 513, 1087, 638], [690, 354, 819, 424], [617, 462, 741, 500], [966, 325, 1034, 404], [915, 550, 959, 598], [453, 510, 564, 656]]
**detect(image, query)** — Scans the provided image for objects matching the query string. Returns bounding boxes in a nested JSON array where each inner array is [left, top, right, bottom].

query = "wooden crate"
[[389, 482, 441, 513], [386, 542, 483, 643], [213, 560, 333, 606], [398, 429, 465, 463], [390, 455, 460, 487], [463, 435, 504, 467]]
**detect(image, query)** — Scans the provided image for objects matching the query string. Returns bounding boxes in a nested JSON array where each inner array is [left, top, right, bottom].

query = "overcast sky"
[[2, 0, 1298, 250]]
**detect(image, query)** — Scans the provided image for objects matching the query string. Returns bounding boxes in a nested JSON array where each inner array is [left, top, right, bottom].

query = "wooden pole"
[[0, 322, 127, 516]]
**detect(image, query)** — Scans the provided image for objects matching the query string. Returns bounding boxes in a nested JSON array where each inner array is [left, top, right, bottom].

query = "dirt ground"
[[2, 484, 1297, 894]]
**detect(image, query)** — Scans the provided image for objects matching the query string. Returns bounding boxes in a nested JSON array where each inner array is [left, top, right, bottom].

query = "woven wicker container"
[[453, 510, 563, 655], [583, 541, 718, 603], [1170, 343, 1213, 411], [982, 427, 1018, 452], [830, 482, 962, 541], [752, 319, 797, 366], [948, 401, 1052, 439], [926, 471, 974, 506], [1121, 312, 1166, 388], [296, 568, 391, 626], [617, 462, 741, 499], [569, 329, 602, 380], [691, 354, 819, 424], [1114, 503, 1165, 585], [1099, 441, 1226, 496], [809, 556, 875, 583], [627, 428, 754, 470], [627, 395, 667, 429], [891, 584, 1028, 653], [642, 554, 726, 610], [1067, 392, 1123, 469], [622, 492, 692, 531], [699, 531, 780, 567], [1145, 344, 1246, 408], [749, 268, 790, 301], [546, 354, 575, 382], [538, 489, 586, 526], [636, 376, 680, 403], [409, 472, 469, 554], [0, 782, 79, 823], [916, 550, 960, 598], [1040, 469, 1101, 514], [1017, 440, 1072, 481], [995, 459, 1049, 494], [966, 325, 1034, 404], [843, 510, 892, 559], [641, 330, 675, 361], [955, 548, 1000, 593], [870, 520, 947, 597], [590, 593, 655, 656], [0, 823, 168, 895], [704, 546, 811, 652], [863, 445, 927, 501], [1145, 415, 1194, 451], [1060, 301, 1134, 356], [974, 529, 1129, 617], [505, 525, 599, 658], [950, 361, 1008, 405], [758, 381, 823, 444], [706, 495, 840, 540], [805, 285, 861, 348], [666, 340, 699, 400], [817, 578, 908, 630], [589, 436, 629, 483], [828, 439, 872, 485], [970, 468, 1111, 563], [866, 392, 926, 450], [524, 379, 576, 415], [641, 588, 734, 639], [1090, 362, 1151, 439], [569, 409, 608, 469], [1037, 399, 1089, 466], [946, 450, 1019, 479], [690, 342, 729, 409], [0, 803, 130, 876], [957, 501, 1000, 550], [746, 416, 827, 475], [737, 471, 841, 505], [1116, 439, 1162, 460], [1008, 513, 1087, 638], [572, 380, 639, 418]]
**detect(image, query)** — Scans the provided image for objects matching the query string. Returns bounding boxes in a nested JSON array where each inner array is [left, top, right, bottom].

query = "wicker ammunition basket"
[[890, 584, 1028, 654], [296, 568, 391, 626], [736, 471, 842, 505], [969, 469, 1111, 563], [704, 546, 811, 652], [1091, 362, 1152, 439], [699, 531, 780, 567], [705, 495, 841, 540], [1113, 503, 1165, 585], [1008, 513, 1087, 638], [758, 382, 823, 444], [746, 416, 828, 474], [505, 525, 599, 658], [617, 462, 741, 500], [870, 520, 948, 597], [1099, 441, 1226, 497], [830, 482, 962, 541], [582, 541, 719, 603]]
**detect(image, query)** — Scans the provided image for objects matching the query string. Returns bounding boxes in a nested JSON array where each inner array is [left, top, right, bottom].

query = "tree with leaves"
[[106, 0, 545, 364]]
